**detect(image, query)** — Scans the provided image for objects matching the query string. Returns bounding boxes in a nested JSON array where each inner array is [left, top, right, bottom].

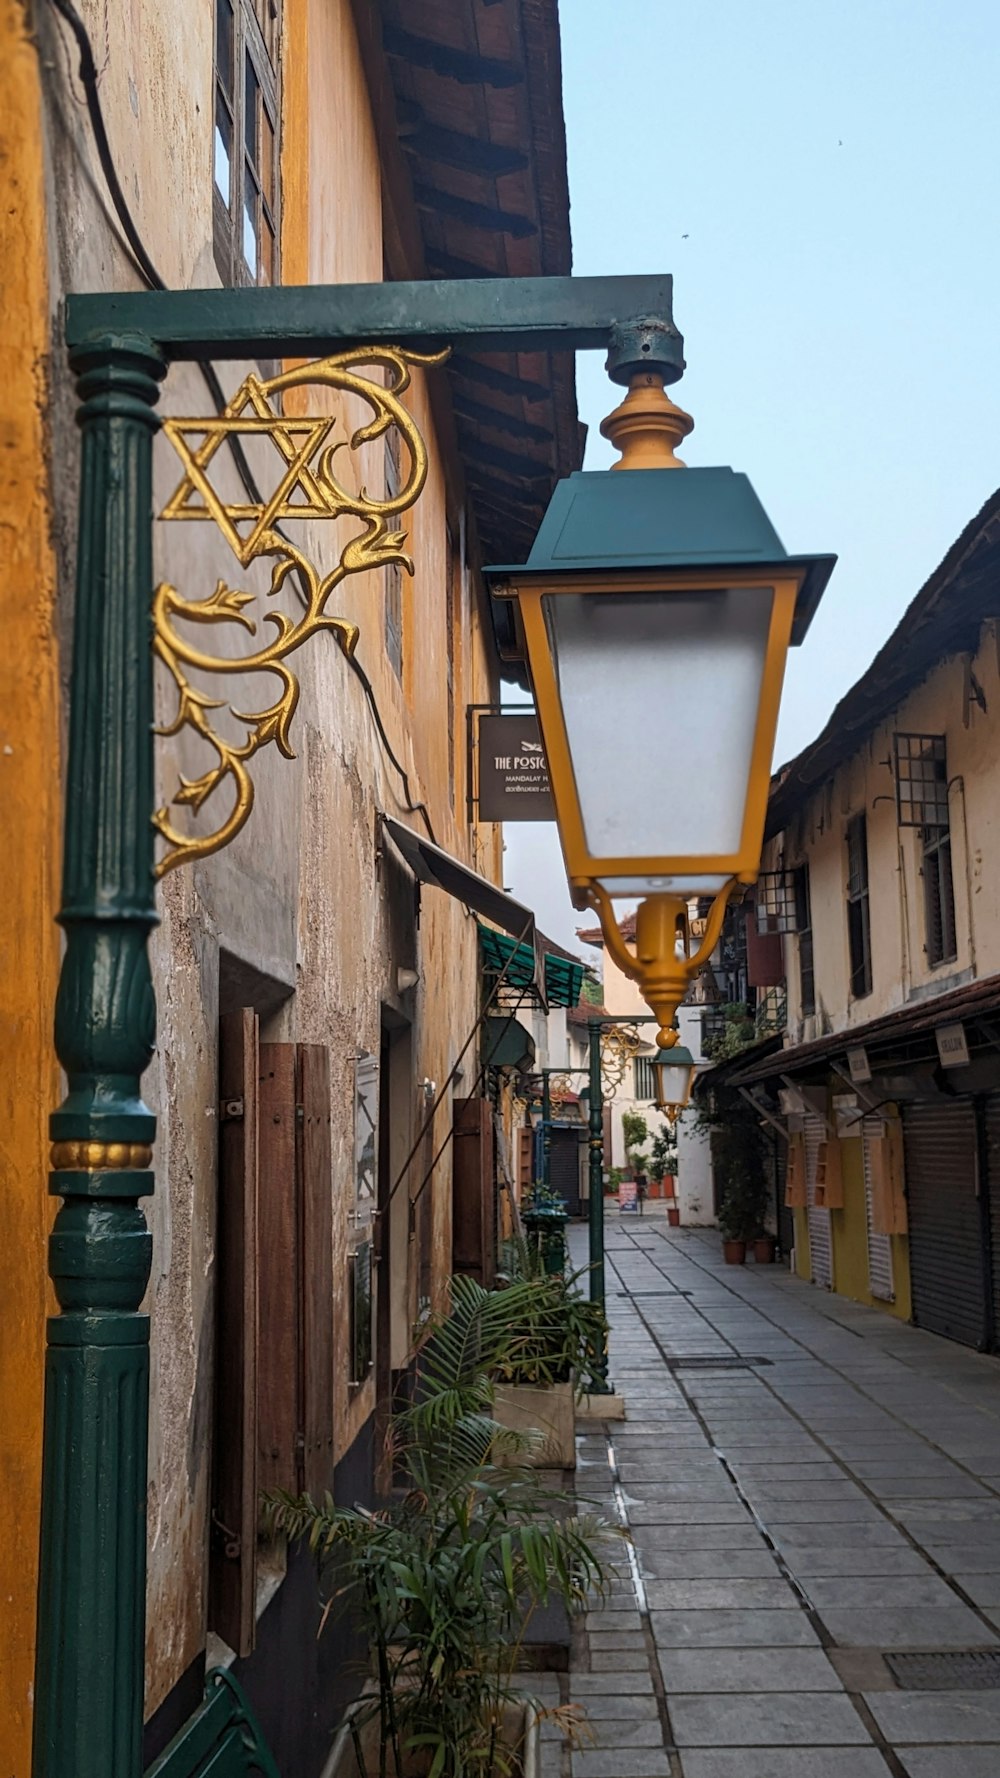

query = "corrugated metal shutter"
[[551, 1127, 582, 1217], [862, 1116, 895, 1302], [903, 1099, 984, 1347], [774, 1137, 794, 1257], [805, 1112, 833, 1287], [983, 1095, 1000, 1345]]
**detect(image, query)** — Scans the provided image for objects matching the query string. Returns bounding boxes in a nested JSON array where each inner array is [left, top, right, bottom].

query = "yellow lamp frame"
[[515, 564, 802, 896], [510, 563, 804, 1045]]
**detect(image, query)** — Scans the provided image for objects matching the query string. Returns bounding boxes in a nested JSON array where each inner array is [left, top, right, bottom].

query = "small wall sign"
[[846, 1045, 872, 1085], [936, 1022, 970, 1069], [477, 713, 555, 821], [618, 1178, 639, 1215]]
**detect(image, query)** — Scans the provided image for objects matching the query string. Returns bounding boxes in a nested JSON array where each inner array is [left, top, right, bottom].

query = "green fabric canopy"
[[478, 924, 584, 1009]]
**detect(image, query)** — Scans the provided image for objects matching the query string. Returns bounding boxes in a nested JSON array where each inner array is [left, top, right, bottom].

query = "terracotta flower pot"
[[753, 1235, 776, 1264], [722, 1238, 747, 1265], [667, 1205, 680, 1227]]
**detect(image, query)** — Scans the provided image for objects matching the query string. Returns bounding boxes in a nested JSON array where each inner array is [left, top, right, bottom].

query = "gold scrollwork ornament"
[[600, 1022, 642, 1094], [153, 345, 447, 874]]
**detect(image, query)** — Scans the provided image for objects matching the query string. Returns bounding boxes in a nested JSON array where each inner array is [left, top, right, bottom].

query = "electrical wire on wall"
[[384, 919, 537, 1217], [46, 0, 439, 845]]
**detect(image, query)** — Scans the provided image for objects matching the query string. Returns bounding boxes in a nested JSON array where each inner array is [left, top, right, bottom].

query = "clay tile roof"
[[576, 911, 637, 949]]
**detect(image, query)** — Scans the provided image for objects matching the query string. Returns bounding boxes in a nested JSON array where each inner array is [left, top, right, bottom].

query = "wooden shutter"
[[298, 1044, 334, 1498], [517, 1124, 533, 1195], [814, 1137, 844, 1209], [785, 1130, 807, 1206], [452, 1096, 495, 1283], [258, 1042, 336, 1499], [870, 1119, 908, 1236], [210, 1009, 260, 1658], [257, 1043, 299, 1495]]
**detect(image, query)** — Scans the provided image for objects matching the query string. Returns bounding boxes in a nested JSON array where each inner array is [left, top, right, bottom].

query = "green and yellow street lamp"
[[649, 1042, 697, 1121], [486, 319, 835, 1052]]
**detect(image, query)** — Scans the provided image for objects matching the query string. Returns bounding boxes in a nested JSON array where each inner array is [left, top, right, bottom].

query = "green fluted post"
[[541, 1070, 552, 1189], [587, 1020, 610, 1391], [33, 333, 166, 1778]]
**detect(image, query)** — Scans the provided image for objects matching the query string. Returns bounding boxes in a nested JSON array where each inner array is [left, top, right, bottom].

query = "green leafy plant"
[[521, 1181, 568, 1214], [650, 1130, 677, 1181], [265, 1278, 620, 1778], [620, 1110, 649, 1171]]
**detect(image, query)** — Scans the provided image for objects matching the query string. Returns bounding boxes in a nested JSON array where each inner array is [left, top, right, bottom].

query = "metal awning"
[[381, 817, 546, 1003], [477, 924, 584, 1009]]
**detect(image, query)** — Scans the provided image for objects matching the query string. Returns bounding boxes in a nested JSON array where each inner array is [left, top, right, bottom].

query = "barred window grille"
[[796, 866, 815, 1016], [755, 987, 788, 1036], [633, 1055, 657, 1100], [701, 1005, 729, 1048], [755, 869, 800, 935], [923, 827, 957, 966], [846, 813, 872, 998], [894, 733, 949, 828]]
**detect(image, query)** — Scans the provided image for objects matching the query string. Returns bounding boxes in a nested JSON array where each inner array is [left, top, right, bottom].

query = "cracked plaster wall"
[[33, 0, 501, 1723]]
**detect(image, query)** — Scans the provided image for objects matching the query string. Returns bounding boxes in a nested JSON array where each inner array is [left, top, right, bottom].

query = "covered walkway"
[[562, 1209, 1000, 1778]]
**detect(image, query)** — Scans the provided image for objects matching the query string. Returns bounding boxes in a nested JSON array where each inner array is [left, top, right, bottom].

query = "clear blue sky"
[[504, 0, 1000, 952]]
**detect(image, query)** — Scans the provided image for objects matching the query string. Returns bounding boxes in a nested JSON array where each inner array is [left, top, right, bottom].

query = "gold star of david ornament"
[[153, 345, 446, 873]]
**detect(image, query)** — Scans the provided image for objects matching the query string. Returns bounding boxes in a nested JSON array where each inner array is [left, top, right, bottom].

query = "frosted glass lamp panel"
[[544, 588, 773, 863], [597, 872, 732, 895], [656, 1062, 692, 1103]]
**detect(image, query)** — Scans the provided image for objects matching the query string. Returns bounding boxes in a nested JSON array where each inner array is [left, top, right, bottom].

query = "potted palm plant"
[[492, 1267, 607, 1468], [266, 1278, 619, 1778]]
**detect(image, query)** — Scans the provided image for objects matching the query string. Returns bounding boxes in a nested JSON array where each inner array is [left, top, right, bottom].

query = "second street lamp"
[[650, 1043, 697, 1121], [487, 318, 835, 1049]]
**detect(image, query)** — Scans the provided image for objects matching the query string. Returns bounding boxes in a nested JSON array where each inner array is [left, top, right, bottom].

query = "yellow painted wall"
[[828, 1134, 912, 1321], [0, 4, 62, 1766]]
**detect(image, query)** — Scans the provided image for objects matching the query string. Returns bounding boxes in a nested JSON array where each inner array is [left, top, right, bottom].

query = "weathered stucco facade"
[[1, 0, 579, 1768], [716, 492, 1000, 1338]]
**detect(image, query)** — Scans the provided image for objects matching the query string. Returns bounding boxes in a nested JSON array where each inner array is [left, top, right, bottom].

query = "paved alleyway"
[[562, 1207, 1000, 1778]]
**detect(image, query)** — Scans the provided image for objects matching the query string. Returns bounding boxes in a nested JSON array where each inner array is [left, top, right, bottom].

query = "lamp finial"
[[600, 371, 694, 471]]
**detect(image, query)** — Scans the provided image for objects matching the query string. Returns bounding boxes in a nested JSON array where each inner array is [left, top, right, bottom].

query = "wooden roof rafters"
[[358, 0, 583, 576]]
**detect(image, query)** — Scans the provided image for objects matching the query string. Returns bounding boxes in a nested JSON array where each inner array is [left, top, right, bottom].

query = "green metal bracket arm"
[[65, 273, 680, 362]]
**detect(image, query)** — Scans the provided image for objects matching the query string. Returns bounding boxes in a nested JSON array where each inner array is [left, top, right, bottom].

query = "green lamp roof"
[[653, 1044, 696, 1070], [486, 467, 836, 679]]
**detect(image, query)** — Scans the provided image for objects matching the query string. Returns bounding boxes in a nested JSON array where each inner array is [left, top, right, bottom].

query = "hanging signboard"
[[477, 713, 555, 822], [936, 1022, 970, 1069], [846, 1045, 872, 1085]]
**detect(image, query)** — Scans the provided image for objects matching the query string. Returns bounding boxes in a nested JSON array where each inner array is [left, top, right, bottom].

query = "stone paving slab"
[[656, 1647, 843, 1693], [896, 1750, 1000, 1777], [669, 1692, 874, 1746], [642, 1579, 800, 1610], [800, 1575, 965, 1608], [571, 1751, 670, 1777], [783, 1547, 939, 1576], [638, 1549, 783, 1580], [813, 1605, 997, 1648], [864, 1689, 1000, 1741], [649, 1608, 819, 1647], [678, 1752, 893, 1777]]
